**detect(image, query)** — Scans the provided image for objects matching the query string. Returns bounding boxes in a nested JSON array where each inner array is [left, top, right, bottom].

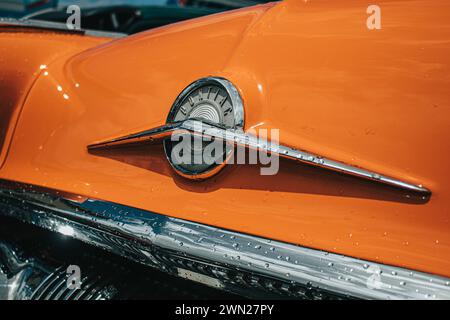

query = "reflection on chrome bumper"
[[0, 179, 449, 300]]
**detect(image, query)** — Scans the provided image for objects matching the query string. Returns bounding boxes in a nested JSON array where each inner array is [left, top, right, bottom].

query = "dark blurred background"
[[0, 0, 277, 34]]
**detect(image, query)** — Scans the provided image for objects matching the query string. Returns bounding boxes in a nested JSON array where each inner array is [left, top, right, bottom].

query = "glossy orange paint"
[[0, 1, 449, 277], [0, 28, 111, 168]]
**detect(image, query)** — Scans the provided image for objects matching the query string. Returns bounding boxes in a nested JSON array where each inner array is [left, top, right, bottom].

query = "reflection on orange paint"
[[0, 30, 110, 168]]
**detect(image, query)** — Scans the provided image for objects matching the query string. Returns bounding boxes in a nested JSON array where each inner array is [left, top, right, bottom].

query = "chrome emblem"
[[87, 78, 430, 194], [163, 77, 244, 179]]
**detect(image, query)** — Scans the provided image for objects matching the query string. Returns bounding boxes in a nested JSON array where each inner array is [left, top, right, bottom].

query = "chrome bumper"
[[0, 179, 449, 300], [0, 241, 118, 300]]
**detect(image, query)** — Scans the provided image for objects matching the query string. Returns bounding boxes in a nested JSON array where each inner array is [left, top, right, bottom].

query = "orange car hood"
[[1, 0, 450, 277]]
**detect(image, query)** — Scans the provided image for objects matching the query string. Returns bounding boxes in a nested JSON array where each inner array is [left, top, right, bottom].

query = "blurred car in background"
[[1, 0, 265, 34], [26, 3, 220, 34], [0, 0, 58, 17], [185, 0, 274, 10]]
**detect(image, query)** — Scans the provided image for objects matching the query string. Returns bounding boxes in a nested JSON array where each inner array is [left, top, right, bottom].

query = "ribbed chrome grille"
[[0, 217, 239, 300], [29, 267, 115, 300]]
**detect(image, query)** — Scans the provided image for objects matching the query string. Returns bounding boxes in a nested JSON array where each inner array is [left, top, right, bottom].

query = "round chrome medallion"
[[164, 77, 244, 179]]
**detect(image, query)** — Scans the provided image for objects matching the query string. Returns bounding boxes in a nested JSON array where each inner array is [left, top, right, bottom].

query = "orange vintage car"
[[0, 0, 449, 300]]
